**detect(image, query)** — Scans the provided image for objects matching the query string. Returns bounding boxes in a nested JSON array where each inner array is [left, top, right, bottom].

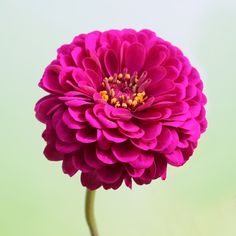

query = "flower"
[[35, 29, 207, 190]]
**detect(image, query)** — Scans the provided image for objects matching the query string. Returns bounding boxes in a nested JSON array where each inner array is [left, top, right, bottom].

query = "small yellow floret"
[[111, 97, 117, 104], [118, 73, 123, 79], [122, 103, 128, 108], [125, 73, 131, 79]]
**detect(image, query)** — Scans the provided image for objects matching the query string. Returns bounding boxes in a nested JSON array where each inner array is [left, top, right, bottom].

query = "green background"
[[1, 0, 236, 235]]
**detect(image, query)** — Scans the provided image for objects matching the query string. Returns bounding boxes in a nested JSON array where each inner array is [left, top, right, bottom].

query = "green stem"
[[85, 190, 99, 236]]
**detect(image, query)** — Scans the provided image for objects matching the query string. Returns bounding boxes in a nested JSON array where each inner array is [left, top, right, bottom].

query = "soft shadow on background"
[[1, 0, 236, 235]]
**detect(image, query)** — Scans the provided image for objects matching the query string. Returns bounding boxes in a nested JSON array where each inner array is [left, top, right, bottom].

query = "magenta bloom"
[[35, 29, 207, 190]]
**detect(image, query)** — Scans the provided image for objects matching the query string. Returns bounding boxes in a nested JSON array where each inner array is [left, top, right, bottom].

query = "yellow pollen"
[[125, 73, 131, 79], [122, 103, 128, 108], [132, 100, 138, 107], [100, 90, 109, 101], [100, 73, 148, 110], [115, 102, 121, 107], [111, 97, 117, 104], [118, 73, 123, 79], [127, 99, 133, 106]]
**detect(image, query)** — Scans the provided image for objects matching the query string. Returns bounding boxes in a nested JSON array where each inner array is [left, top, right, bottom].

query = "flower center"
[[99, 70, 148, 110]]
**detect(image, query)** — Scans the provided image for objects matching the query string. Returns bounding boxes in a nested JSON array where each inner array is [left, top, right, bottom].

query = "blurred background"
[[1, 0, 235, 235]]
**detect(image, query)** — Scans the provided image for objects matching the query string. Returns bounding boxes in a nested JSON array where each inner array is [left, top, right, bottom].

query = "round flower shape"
[[35, 29, 207, 190]]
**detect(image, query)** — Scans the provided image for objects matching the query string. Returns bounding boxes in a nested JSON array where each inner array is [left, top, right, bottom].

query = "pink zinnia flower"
[[35, 29, 207, 190]]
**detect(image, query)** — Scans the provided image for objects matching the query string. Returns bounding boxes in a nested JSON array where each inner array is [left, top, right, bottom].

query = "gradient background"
[[1, 0, 236, 235]]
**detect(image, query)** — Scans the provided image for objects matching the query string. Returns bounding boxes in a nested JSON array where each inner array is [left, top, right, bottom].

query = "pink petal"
[[165, 149, 185, 166], [130, 151, 154, 169], [71, 47, 85, 67], [72, 152, 93, 173], [188, 100, 201, 118], [82, 57, 101, 75], [58, 67, 74, 90], [59, 55, 75, 67], [146, 79, 175, 96], [35, 95, 61, 123], [96, 148, 117, 164], [56, 120, 76, 143], [62, 156, 78, 177], [112, 141, 140, 162], [125, 165, 145, 177], [117, 120, 139, 132], [139, 123, 162, 140], [97, 164, 123, 183], [185, 84, 197, 101], [134, 162, 156, 184], [81, 172, 102, 190], [63, 110, 88, 129], [83, 144, 105, 168], [85, 108, 102, 129], [97, 129, 111, 150], [41, 65, 63, 94], [44, 143, 65, 161], [131, 138, 157, 151], [103, 129, 128, 143], [55, 139, 82, 153], [133, 109, 162, 120], [76, 128, 97, 143], [170, 102, 189, 116], [135, 97, 155, 112], [154, 127, 172, 151], [97, 112, 118, 128], [68, 107, 87, 122], [125, 43, 145, 73], [104, 104, 132, 121], [103, 176, 123, 190], [146, 66, 166, 83], [85, 69, 102, 89], [144, 45, 168, 69], [104, 50, 119, 76], [154, 154, 167, 179], [124, 175, 132, 189], [119, 128, 145, 139]]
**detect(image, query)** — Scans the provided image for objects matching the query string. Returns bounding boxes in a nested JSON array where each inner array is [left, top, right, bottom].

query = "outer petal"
[[125, 43, 145, 74], [112, 141, 140, 162]]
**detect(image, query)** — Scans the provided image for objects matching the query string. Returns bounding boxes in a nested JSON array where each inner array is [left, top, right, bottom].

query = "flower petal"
[[97, 164, 123, 183], [112, 141, 140, 162], [103, 129, 127, 143], [130, 151, 154, 169], [125, 43, 145, 73], [62, 156, 78, 177], [81, 172, 102, 190], [44, 143, 65, 161], [104, 50, 119, 76], [96, 147, 117, 164], [76, 128, 97, 143], [165, 149, 185, 166]]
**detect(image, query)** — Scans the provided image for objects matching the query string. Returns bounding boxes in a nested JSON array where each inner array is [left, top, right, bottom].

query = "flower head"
[[35, 29, 207, 190]]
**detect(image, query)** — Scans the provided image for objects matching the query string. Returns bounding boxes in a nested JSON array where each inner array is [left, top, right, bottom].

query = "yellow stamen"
[[100, 90, 109, 102], [122, 103, 128, 108], [111, 97, 117, 104], [125, 73, 131, 79], [132, 100, 138, 107], [110, 88, 115, 97], [115, 102, 121, 107], [127, 99, 133, 106], [118, 73, 123, 79]]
